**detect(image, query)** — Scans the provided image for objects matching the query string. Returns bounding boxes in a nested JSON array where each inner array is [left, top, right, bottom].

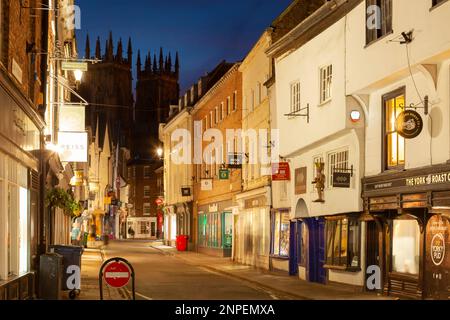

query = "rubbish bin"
[[176, 235, 189, 251], [49, 245, 84, 299], [39, 253, 63, 300]]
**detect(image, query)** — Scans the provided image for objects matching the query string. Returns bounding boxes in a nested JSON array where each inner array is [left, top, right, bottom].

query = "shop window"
[[320, 65, 333, 104], [383, 88, 405, 169], [392, 219, 420, 275], [325, 217, 360, 268], [328, 149, 349, 188], [366, 0, 392, 45], [272, 211, 290, 257]]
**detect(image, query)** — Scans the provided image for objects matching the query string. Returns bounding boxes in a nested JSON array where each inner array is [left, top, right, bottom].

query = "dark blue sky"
[[76, 0, 293, 92]]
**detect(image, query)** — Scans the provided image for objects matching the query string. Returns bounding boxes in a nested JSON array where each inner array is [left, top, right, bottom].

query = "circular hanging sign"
[[103, 261, 131, 288], [431, 233, 445, 266], [396, 110, 423, 139]]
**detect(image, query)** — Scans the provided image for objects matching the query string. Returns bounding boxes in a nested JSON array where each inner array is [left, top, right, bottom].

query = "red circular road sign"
[[155, 198, 164, 206], [103, 261, 131, 288]]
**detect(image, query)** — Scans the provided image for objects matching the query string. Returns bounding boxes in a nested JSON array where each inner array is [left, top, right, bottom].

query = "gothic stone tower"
[[78, 32, 134, 149], [133, 48, 180, 159]]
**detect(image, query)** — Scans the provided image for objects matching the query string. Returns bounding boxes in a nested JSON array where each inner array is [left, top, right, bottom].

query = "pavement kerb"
[[149, 245, 311, 300]]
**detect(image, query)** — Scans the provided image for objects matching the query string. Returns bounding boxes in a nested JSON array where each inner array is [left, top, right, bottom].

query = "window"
[[320, 65, 333, 103], [140, 221, 150, 235], [325, 217, 360, 268], [143, 203, 151, 216], [290, 82, 301, 113], [198, 212, 230, 249], [328, 149, 349, 188], [432, 0, 448, 7], [144, 186, 150, 198], [271, 211, 290, 257], [251, 89, 255, 112], [133, 167, 136, 177], [144, 166, 151, 178], [203, 117, 207, 133], [384, 89, 405, 169], [298, 222, 308, 266], [214, 107, 218, 124], [226, 97, 231, 115], [210, 111, 213, 128], [366, 0, 392, 45], [257, 82, 262, 105], [220, 102, 224, 121], [232, 91, 237, 111], [392, 219, 420, 275], [127, 167, 132, 179]]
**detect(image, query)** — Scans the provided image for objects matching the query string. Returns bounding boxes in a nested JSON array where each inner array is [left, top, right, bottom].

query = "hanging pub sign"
[[272, 162, 291, 181], [227, 153, 243, 169], [332, 172, 351, 188], [295, 167, 307, 195], [396, 110, 423, 139], [181, 187, 191, 197], [201, 179, 213, 191], [58, 131, 88, 163], [219, 169, 230, 180]]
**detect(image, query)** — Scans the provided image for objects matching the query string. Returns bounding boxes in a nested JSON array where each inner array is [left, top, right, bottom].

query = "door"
[[289, 221, 298, 276], [366, 220, 380, 291], [307, 217, 326, 284]]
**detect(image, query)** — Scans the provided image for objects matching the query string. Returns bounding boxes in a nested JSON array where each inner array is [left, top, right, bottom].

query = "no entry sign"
[[104, 261, 131, 288], [99, 257, 136, 300]]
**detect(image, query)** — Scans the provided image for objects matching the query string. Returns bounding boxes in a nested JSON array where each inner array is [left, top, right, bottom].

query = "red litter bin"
[[176, 235, 189, 251]]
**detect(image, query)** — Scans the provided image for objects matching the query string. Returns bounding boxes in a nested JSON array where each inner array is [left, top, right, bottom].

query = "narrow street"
[[101, 241, 295, 300]]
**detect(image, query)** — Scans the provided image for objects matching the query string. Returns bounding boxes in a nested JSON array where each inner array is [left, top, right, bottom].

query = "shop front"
[[0, 72, 43, 299], [363, 164, 450, 299], [163, 205, 177, 246], [126, 217, 157, 240], [235, 187, 271, 269], [198, 201, 234, 257]]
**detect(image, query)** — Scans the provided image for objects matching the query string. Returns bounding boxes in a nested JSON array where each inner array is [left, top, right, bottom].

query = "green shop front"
[[197, 200, 234, 257]]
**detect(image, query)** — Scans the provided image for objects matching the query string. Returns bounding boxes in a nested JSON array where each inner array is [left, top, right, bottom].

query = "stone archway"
[[295, 198, 309, 218]]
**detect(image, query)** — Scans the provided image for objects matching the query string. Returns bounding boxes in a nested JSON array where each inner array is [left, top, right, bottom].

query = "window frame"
[[324, 215, 361, 271], [232, 91, 237, 112], [143, 166, 151, 178], [143, 185, 150, 198], [143, 203, 151, 216], [270, 210, 290, 258], [365, 0, 393, 46], [327, 148, 349, 188], [290, 81, 301, 114], [319, 64, 333, 104], [382, 87, 406, 171]]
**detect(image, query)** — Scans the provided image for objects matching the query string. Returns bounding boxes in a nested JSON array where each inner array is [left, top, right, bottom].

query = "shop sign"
[[272, 162, 291, 181], [181, 187, 191, 197], [58, 131, 88, 163], [219, 169, 230, 180], [70, 170, 84, 186], [244, 196, 266, 209], [201, 179, 213, 191], [332, 172, 351, 188], [59, 105, 85, 132], [365, 171, 450, 193], [396, 110, 423, 139], [228, 153, 243, 169], [431, 233, 445, 266], [295, 167, 307, 195], [62, 61, 88, 72]]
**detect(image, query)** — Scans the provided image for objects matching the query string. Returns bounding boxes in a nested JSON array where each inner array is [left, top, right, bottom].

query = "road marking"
[[124, 288, 153, 300]]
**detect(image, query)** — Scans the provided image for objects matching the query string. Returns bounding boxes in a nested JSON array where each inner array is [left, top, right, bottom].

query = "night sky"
[[76, 0, 293, 92]]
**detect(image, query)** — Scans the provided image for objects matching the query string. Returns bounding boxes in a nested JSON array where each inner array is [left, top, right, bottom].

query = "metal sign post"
[[99, 257, 136, 300]]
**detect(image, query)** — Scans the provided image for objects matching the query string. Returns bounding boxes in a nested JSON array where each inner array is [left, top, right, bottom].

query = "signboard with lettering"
[[201, 179, 213, 191], [396, 110, 423, 139], [219, 169, 230, 180], [58, 131, 88, 163], [425, 215, 449, 299], [181, 187, 191, 197], [60, 106, 85, 132], [62, 61, 88, 72], [272, 162, 291, 181], [227, 153, 243, 169], [295, 167, 307, 195], [332, 172, 351, 188]]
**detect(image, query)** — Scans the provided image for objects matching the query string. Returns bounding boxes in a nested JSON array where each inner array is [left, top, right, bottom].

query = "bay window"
[[392, 219, 420, 275], [325, 216, 360, 269]]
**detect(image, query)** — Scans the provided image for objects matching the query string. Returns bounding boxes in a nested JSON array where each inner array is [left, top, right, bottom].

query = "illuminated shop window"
[[384, 90, 405, 169], [325, 218, 360, 268], [272, 211, 290, 257], [392, 219, 420, 275]]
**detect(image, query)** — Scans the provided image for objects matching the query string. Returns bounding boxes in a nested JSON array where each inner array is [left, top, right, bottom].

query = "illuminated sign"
[[60, 106, 85, 132], [58, 131, 88, 163]]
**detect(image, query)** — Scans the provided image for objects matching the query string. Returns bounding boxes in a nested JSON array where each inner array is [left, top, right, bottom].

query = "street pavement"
[[77, 240, 395, 300]]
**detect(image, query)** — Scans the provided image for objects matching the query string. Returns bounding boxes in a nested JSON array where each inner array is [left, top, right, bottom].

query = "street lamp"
[[156, 148, 163, 159], [74, 69, 83, 83]]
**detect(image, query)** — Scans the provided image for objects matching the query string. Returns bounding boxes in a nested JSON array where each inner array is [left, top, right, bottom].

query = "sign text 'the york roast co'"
[[365, 171, 450, 192]]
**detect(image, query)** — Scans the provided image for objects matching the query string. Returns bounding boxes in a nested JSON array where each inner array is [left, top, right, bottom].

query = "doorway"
[[366, 220, 380, 291], [306, 217, 326, 284]]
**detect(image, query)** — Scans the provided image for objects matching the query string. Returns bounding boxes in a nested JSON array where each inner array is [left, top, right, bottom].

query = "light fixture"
[[350, 110, 361, 123], [156, 148, 163, 158], [74, 69, 83, 82]]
